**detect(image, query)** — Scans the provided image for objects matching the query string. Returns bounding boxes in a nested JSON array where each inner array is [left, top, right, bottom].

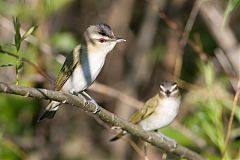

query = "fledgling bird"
[[110, 81, 181, 141], [39, 24, 125, 120]]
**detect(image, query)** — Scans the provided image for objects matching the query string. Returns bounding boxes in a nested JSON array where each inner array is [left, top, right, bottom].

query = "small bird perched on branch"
[[39, 24, 125, 121], [110, 81, 181, 143]]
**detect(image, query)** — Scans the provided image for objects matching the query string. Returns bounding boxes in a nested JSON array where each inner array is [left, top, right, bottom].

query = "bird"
[[39, 23, 125, 121], [110, 81, 181, 141]]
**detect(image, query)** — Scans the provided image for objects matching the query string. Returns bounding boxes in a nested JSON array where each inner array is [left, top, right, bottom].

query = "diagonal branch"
[[0, 82, 205, 160]]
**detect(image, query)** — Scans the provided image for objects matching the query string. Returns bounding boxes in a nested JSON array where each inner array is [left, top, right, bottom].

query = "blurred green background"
[[0, 0, 240, 160]]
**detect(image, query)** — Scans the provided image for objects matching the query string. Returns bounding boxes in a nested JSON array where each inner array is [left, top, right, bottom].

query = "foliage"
[[0, 0, 239, 160], [224, 0, 240, 24], [12, 17, 37, 85], [185, 62, 240, 159]]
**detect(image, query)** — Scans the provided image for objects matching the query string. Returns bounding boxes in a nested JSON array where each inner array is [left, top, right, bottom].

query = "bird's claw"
[[69, 90, 100, 113], [93, 104, 100, 114], [69, 89, 78, 96], [169, 139, 177, 151], [85, 99, 100, 114]]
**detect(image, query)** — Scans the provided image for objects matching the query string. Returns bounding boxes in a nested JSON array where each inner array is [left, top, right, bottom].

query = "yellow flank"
[[130, 94, 159, 124]]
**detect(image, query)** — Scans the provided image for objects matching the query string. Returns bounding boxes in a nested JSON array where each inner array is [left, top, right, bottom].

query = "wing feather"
[[55, 45, 81, 91], [130, 94, 159, 124]]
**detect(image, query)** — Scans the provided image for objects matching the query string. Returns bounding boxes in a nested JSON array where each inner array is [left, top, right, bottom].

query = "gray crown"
[[86, 23, 115, 39]]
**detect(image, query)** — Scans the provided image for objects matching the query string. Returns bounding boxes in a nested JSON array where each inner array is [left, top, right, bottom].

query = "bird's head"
[[159, 81, 179, 98], [84, 23, 125, 54]]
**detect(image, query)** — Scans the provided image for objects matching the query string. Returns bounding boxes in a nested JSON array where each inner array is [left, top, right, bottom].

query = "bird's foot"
[[69, 89, 87, 106], [85, 99, 100, 114], [69, 89, 78, 96], [81, 91, 100, 113], [156, 131, 177, 150], [81, 91, 93, 100], [69, 90, 100, 114]]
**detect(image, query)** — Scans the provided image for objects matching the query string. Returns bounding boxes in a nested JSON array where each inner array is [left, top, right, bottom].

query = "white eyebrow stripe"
[[160, 85, 166, 91], [90, 33, 111, 40], [170, 84, 177, 91]]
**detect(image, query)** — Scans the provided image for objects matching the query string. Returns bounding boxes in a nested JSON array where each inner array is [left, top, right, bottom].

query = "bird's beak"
[[166, 90, 171, 97], [115, 37, 126, 43]]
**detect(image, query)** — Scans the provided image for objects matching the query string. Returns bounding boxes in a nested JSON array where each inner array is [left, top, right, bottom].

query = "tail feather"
[[38, 101, 60, 121], [110, 131, 127, 141], [39, 110, 57, 121]]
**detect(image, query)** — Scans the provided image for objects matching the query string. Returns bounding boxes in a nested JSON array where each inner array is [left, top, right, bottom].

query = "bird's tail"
[[110, 131, 127, 142], [38, 101, 60, 121]]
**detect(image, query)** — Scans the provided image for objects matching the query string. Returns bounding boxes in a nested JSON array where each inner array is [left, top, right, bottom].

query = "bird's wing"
[[55, 45, 81, 91], [130, 94, 159, 124]]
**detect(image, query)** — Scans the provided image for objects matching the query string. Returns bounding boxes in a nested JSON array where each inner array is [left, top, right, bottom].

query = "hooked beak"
[[115, 37, 126, 43]]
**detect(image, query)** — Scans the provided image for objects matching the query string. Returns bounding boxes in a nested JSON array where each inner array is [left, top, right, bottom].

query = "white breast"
[[62, 51, 107, 92], [139, 97, 180, 131]]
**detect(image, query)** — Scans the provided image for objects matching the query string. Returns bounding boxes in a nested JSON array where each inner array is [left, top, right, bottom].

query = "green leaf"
[[0, 64, 14, 67], [22, 25, 38, 41], [12, 17, 21, 52], [17, 61, 24, 71], [224, 0, 240, 24]]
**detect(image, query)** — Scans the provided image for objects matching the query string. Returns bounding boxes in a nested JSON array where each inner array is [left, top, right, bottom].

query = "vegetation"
[[0, 0, 239, 159]]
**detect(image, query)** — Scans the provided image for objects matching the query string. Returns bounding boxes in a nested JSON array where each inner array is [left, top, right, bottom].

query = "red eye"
[[99, 38, 107, 43]]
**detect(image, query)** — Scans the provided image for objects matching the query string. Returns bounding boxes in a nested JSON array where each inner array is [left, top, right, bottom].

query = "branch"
[[174, 0, 202, 77], [222, 79, 240, 159], [0, 82, 205, 160]]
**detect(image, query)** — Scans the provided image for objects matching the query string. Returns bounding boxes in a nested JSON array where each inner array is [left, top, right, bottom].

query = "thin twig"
[[146, 0, 181, 35], [0, 137, 27, 159], [222, 79, 240, 159], [200, 1, 240, 78], [215, 48, 238, 91], [0, 48, 54, 83], [188, 40, 208, 62], [0, 82, 205, 160], [174, 0, 202, 77], [93, 116, 147, 159], [89, 82, 144, 109], [124, 138, 146, 159], [143, 142, 150, 160], [171, 122, 207, 148], [147, 0, 209, 69]]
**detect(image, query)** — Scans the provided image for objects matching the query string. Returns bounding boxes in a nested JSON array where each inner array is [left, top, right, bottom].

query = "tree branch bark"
[[0, 82, 205, 160]]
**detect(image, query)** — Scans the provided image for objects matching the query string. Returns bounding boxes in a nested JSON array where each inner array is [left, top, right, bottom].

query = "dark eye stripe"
[[98, 32, 106, 36]]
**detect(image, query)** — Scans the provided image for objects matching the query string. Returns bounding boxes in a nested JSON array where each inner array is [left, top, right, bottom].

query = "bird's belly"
[[61, 60, 104, 92], [139, 98, 180, 131], [139, 113, 176, 131]]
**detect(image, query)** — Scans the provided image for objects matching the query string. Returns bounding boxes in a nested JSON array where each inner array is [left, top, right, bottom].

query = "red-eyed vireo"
[[39, 24, 125, 120], [110, 81, 181, 142]]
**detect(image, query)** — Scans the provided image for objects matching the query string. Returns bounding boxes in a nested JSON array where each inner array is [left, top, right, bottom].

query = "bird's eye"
[[99, 38, 107, 43]]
